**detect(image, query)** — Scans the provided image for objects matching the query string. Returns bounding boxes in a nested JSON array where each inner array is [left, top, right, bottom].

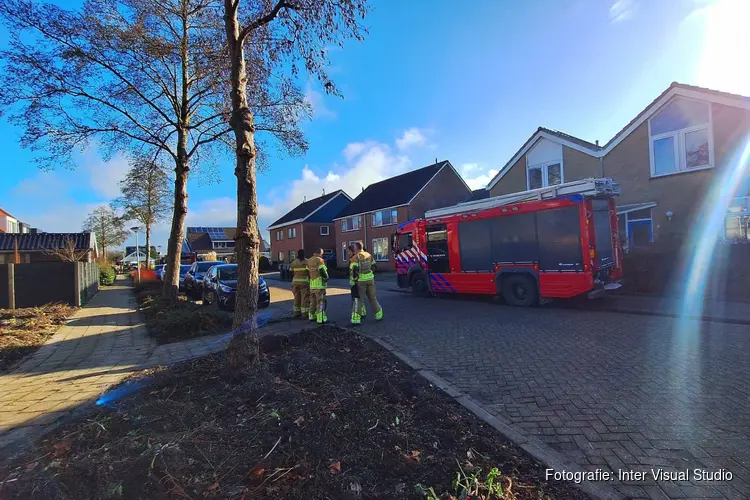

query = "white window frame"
[[648, 98, 714, 178], [287, 227, 296, 238], [320, 225, 330, 236], [526, 160, 563, 190], [278, 251, 284, 262], [276, 230, 283, 241], [372, 237, 389, 261], [341, 242, 348, 263], [7, 219, 18, 233], [371, 209, 398, 228], [341, 216, 361, 232], [620, 210, 654, 252]]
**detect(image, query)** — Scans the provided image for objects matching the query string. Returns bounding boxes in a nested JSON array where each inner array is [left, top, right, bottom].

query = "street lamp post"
[[131, 226, 141, 283]]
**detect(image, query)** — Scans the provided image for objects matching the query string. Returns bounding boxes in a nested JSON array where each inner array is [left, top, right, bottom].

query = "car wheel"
[[501, 274, 538, 307], [411, 273, 430, 297]]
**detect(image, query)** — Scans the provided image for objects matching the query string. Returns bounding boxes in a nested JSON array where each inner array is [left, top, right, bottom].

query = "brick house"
[[268, 190, 351, 265], [0, 232, 98, 263], [0, 208, 37, 234], [184, 227, 270, 262], [486, 82, 750, 248], [333, 160, 472, 266]]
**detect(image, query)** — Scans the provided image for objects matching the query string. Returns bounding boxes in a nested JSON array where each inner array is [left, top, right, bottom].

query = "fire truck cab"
[[392, 178, 623, 306]]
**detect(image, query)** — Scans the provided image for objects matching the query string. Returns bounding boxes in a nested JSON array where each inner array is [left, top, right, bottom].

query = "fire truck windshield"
[[395, 232, 412, 252]]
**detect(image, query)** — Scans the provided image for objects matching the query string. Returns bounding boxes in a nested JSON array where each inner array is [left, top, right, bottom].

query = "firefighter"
[[307, 248, 329, 324], [348, 245, 367, 325], [290, 249, 309, 319], [354, 241, 382, 320]]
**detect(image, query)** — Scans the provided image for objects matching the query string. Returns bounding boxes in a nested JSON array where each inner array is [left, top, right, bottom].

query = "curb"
[[345, 327, 625, 500]]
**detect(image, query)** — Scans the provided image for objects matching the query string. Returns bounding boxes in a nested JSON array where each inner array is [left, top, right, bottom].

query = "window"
[[725, 196, 750, 241], [288, 227, 296, 238], [527, 162, 562, 190], [341, 216, 361, 232], [649, 97, 713, 177], [289, 250, 296, 262], [397, 232, 413, 252], [619, 208, 654, 250], [372, 209, 398, 227], [320, 225, 330, 236], [7, 220, 18, 233], [0, 254, 5, 264], [372, 237, 389, 261], [276, 230, 283, 241], [23, 253, 31, 264], [342, 242, 348, 263], [278, 251, 284, 262]]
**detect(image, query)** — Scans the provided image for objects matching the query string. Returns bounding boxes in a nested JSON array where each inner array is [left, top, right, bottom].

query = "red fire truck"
[[391, 178, 623, 306]]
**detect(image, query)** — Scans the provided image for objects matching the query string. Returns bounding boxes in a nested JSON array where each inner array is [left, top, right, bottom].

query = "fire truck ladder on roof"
[[425, 177, 620, 219]]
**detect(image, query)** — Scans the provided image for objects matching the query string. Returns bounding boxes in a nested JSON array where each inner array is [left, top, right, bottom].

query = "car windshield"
[[196, 261, 217, 272], [218, 266, 238, 281]]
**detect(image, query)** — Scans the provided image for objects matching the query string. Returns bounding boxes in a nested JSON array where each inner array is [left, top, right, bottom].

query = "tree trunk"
[[145, 225, 151, 271], [224, 1, 260, 372], [161, 151, 189, 300]]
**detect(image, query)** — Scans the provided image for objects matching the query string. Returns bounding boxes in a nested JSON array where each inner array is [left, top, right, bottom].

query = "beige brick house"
[[486, 83, 750, 248], [333, 160, 472, 266]]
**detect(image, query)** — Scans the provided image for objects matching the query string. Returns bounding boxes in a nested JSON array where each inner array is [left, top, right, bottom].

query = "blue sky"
[[1, 0, 748, 249]]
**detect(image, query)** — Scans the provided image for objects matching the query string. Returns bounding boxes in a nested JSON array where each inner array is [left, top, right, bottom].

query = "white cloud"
[[396, 127, 428, 151], [304, 84, 337, 120], [609, 0, 638, 23], [81, 151, 130, 198], [458, 163, 499, 190]]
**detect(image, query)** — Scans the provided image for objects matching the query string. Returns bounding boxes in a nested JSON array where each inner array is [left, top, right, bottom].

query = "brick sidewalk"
[[0, 282, 310, 452]]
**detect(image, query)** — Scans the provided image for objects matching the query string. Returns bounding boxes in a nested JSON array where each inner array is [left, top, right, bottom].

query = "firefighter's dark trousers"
[[292, 282, 309, 318], [357, 280, 382, 320]]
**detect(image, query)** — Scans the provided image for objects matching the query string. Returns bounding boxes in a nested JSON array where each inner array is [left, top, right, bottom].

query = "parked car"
[[183, 261, 220, 299], [178, 264, 191, 290], [201, 264, 270, 311], [154, 264, 166, 280]]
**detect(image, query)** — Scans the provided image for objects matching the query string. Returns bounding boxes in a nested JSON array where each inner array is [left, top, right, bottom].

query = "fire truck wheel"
[[411, 273, 429, 297], [501, 274, 538, 307]]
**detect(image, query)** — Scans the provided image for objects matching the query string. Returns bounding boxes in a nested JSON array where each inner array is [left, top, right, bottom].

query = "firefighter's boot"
[[350, 311, 361, 325], [375, 308, 383, 321]]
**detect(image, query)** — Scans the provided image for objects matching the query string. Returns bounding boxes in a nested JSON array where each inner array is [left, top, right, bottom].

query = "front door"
[[425, 224, 450, 273]]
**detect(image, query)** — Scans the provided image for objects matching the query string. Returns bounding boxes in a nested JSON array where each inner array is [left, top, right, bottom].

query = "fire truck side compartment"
[[536, 206, 584, 272], [457, 207, 584, 274], [591, 199, 614, 269], [457, 218, 493, 272]]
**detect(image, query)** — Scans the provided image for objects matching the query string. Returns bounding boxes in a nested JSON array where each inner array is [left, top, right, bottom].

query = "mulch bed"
[[135, 282, 233, 344], [0, 326, 588, 500], [0, 303, 77, 373]]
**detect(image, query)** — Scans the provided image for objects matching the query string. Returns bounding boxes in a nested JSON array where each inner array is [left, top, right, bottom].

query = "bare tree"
[[0, 1, 215, 299], [82, 206, 129, 261], [113, 155, 172, 270], [43, 237, 91, 262], [223, 0, 369, 371]]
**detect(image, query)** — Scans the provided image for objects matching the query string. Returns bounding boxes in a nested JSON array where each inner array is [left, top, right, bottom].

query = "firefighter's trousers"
[[291, 282, 309, 318], [309, 288, 327, 323], [350, 285, 367, 324], [357, 280, 382, 320]]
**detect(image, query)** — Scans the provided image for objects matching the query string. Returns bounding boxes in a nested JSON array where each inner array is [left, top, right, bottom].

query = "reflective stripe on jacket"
[[356, 251, 375, 282], [349, 259, 359, 286], [291, 258, 309, 283], [307, 255, 328, 289]]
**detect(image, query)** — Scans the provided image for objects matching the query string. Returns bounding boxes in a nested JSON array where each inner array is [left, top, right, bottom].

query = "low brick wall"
[[623, 243, 750, 301]]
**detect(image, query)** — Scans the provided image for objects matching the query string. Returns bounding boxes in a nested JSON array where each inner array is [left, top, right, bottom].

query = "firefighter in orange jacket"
[[307, 248, 329, 324], [290, 249, 309, 319]]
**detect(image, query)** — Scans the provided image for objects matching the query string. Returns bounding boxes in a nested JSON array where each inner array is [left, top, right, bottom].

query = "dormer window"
[[649, 97, 713, 177]]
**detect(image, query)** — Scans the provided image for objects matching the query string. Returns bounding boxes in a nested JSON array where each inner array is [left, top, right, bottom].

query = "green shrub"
[[99, 265, 116, 286]]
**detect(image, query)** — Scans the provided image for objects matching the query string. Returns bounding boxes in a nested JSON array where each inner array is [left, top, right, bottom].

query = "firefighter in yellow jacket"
[[353, 241, 382, 321], [348, 245, 367, 325], [290, 249, 309, 319], [307, 248, 329, 324]]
